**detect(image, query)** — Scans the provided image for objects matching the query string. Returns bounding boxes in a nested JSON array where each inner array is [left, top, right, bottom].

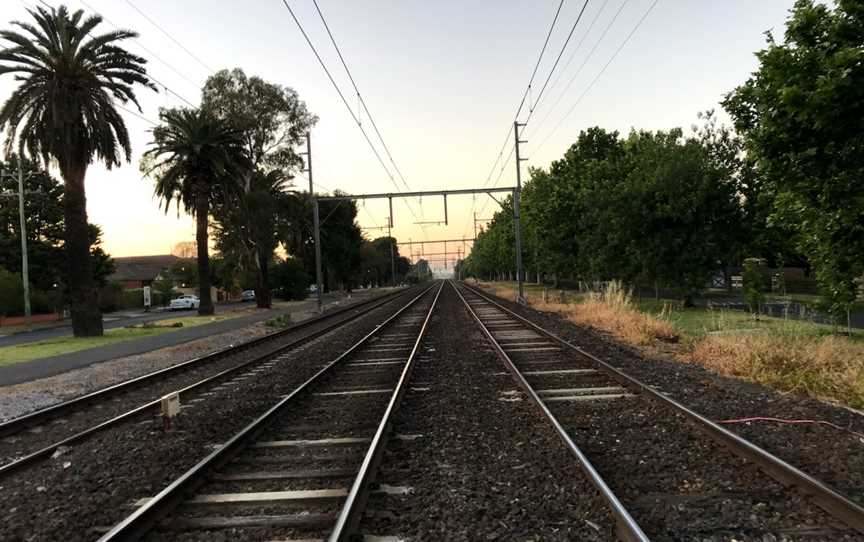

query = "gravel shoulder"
[[472, 284, 864, 509]]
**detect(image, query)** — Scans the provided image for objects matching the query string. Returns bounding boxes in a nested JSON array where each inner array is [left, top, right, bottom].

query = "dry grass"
[[560, 282, 679, 345], [474, 279, 864, 408], [480, 280, 678, 346], [689, 330, 864, 408]]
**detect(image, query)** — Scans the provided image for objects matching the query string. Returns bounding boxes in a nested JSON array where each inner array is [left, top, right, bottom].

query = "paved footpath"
[[0, 294, 362, 387]]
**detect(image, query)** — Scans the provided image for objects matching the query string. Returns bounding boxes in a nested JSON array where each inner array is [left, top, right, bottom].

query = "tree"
[[202, 69, 317, 308], [467, 125, 744, 304], [280, 192, 364, 292], [201, 68, 316, 180], [723, 0, 864, 321], [213, 170, 291, 308], [0, 5, 154, 335], [142, 108, 250, 316], [1, 155, 113, 307]]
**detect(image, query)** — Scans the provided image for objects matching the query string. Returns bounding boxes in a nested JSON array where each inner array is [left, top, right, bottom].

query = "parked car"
[[169, 294, 200, 311], [241, 290, 256, 301]]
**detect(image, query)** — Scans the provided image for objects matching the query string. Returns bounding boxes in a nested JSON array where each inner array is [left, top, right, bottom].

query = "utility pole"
[[387, 197, 396, 286], [305, 132, 323, 313], [513, 121, 526, 304], [1, 161, 32, 330]]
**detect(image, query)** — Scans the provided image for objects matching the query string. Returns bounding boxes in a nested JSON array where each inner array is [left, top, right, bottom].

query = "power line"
[[31, 0, 198, 108], [526, 0, 625, 142], [482, 0, 567, 188], [311, 0, 410, 193], [278, 0, 421, 222], [533, 0, 660, 155], [309, 0, 423, 219], [124, 0, 216, 75], [76, 0, 202, 92], [525, 0, 591, 121], [116, 103, 158, 126]]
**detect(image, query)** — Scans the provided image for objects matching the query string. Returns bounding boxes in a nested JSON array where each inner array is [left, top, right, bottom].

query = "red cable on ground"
[[717, 416, 864, 441]]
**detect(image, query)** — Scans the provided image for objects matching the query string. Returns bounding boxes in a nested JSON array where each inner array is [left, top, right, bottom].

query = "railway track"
[[97, 281, 443, 541], [453, 280, 864, 540], [0, 287, 414, 477]]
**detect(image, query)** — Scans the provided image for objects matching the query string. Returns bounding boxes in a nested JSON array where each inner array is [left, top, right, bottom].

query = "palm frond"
[[0, 4, 153, 171]]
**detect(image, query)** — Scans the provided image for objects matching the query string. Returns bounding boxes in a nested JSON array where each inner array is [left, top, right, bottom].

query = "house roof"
[[109, 254, 181, 282]]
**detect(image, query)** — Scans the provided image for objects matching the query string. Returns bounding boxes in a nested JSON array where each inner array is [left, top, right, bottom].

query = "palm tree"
[[0, 6, 154, 336], [142, 107, 249, 316]]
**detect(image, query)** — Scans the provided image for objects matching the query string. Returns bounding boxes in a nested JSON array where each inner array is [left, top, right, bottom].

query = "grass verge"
[[475, 280, 864, 408], [0, 313, 240, 367]]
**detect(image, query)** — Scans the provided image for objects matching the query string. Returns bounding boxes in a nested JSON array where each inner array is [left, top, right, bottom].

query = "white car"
[[169, 294, 200, 311]]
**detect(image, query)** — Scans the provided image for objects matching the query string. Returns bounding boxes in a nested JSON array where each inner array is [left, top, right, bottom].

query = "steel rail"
[[451, 281, 649, 542], [97, 283, 440, 542], [0, 288, 415, 478], [0, 288, 408, 439], [330, 281, 444, 540], [460, 281, 864, 534]]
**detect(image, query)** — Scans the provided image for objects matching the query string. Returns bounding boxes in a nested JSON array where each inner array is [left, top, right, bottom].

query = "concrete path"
[[0, 293, 361, 387]]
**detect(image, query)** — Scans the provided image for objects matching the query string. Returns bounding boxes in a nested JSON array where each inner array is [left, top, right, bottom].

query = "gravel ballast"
[[468, 283, 864, 534], [360, 285, 616, 541]]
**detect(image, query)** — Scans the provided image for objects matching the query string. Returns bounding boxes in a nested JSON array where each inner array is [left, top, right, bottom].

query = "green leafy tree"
[[202, 69, 317, 308], [213, 170, 292, 308], [723, 0, 864, 321], [0, 5, 154, 335], [201, 68, 317, 180], [1, 155, 113, 305], [280, 192, 363, 292], [142, 107, 250, 316]]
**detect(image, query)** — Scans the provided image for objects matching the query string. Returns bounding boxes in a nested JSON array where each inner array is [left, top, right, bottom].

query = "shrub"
[[742, 258, 765, 316], [99, 282, 125, 312], [272, 258, 310, 301], [0, 267, 24, 316]]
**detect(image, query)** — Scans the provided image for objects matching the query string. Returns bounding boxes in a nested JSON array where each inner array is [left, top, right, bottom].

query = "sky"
[[0, 0, 797, 271]]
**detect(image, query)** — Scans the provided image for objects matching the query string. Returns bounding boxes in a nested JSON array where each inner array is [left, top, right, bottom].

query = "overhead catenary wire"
[[477, 0, 593, 224], [482, 0, 567, 188], [310, 0, 411, 195], [76, 0, 203, 92], [525, 0, 591, 121], [533, 0, 660, 155], [123, 0, 216, 75], [469, 0, 575, 236], [537, 0, 612, 117], [278, 0, 422, 224], [29, 0, 199, 109], [525, 0, 626, 142], [487, 0, 592, 192], [310, 0, 425, 221]]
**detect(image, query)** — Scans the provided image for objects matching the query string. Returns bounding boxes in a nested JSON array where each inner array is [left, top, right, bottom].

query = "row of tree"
[[464, 1, 863, 319]]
